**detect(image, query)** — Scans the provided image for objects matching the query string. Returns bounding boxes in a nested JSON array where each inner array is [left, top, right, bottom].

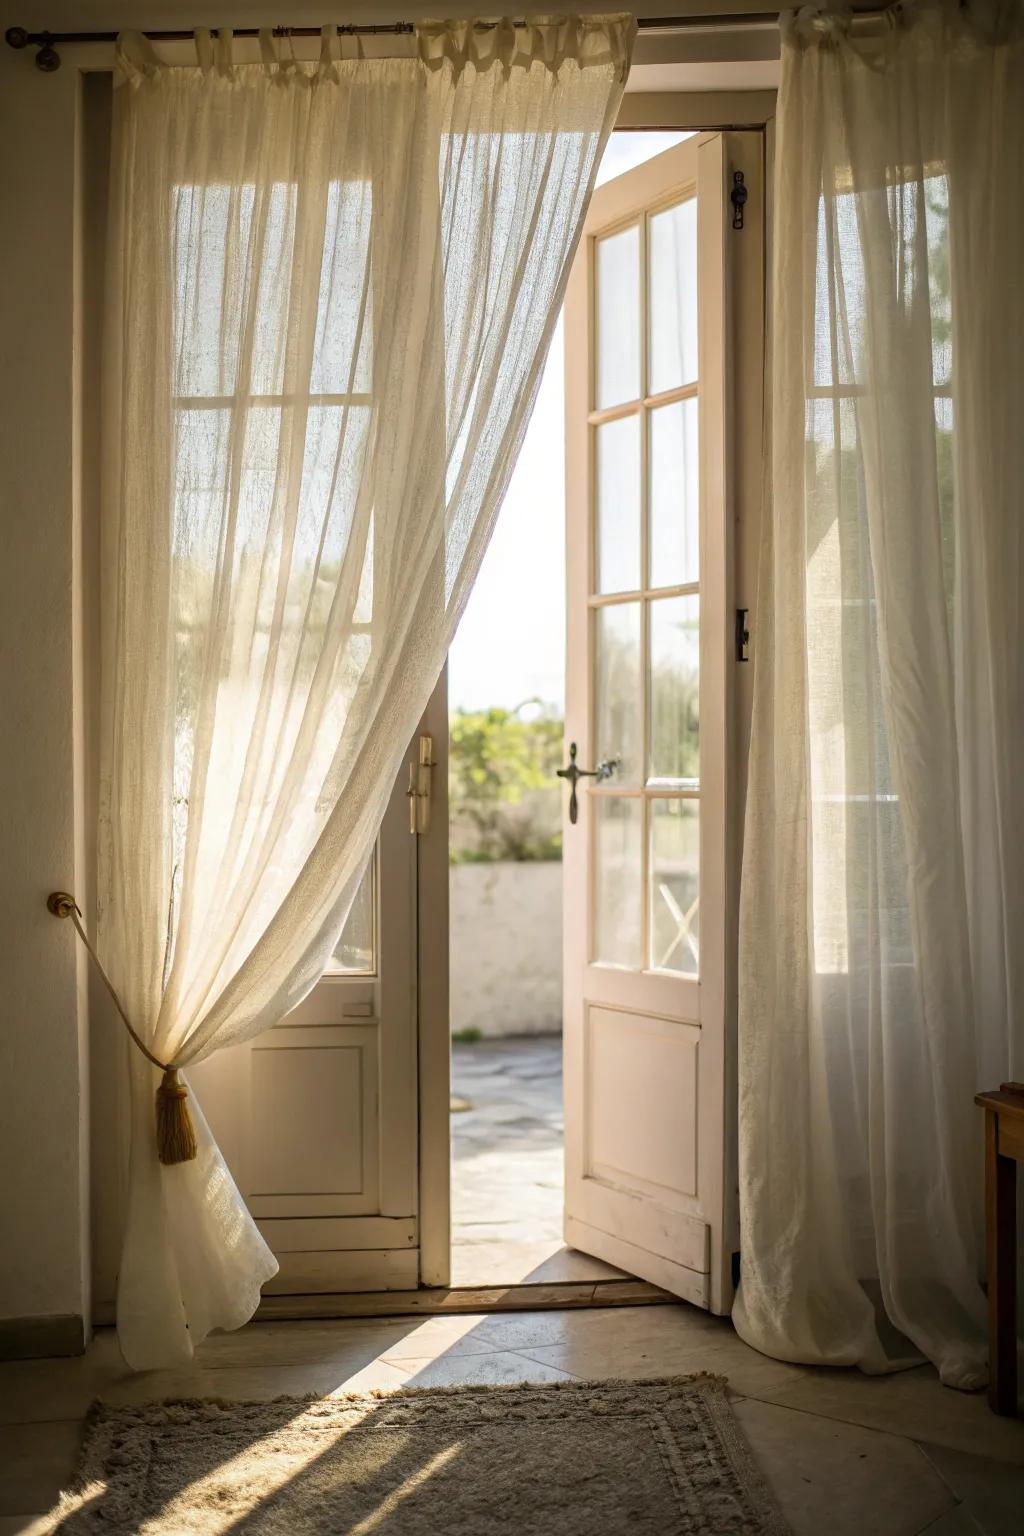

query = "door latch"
[[736, 608, 751, 662], [730, 170, 748, 231], [407, 734, 436, 835], [557, 742, 618, 825]]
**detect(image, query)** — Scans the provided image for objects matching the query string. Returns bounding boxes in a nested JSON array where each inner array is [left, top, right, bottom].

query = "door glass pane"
[[649, 798, 699, 974], [648, 197, 698, 395], [327, 855, 375, 974], [649, 399, 699, 588], [650, 595, 700, 784], [596, 225, 640, 410], [595, 415, 641, 594], [595, 602, 641, 786], [593, 795, 642, 967]]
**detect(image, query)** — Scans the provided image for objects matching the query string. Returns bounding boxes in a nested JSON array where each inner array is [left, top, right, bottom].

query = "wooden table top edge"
[[976, 1084, 1024, 1114]]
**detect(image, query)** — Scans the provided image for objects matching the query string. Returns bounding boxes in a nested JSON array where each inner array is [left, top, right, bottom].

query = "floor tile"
[[920, 1439, 1024, 1535], [0, 1422, 81, 1517], [513, 1327, 808, 1398], [194, 1317, 414, 1369], [0, 1358, 102, 1428], [474, 1302, 808, 1398], [356, 1314, 507, 1361], [97, 1356, 410, 1408], [761, 1365, 1024, 1465], [467, 1300, 707, 1351], [733, 1397, 954, 1536], [397, 1350, 575, 1388], [320, 1359, 412, 1395], [915, 1509, 984, 1534], [0, 1322, 418, 1426]]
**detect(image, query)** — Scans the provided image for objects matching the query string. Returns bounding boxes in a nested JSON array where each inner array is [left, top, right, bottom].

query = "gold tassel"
[[155, 1067, 198, 1165]]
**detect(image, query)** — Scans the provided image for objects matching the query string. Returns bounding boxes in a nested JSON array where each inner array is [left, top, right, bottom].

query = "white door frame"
[[388, 97, 772, 1303], [86, 93, 771, 1320]]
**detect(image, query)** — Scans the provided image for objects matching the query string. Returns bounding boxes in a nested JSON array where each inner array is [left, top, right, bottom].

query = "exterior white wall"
[[450, 862, 562, 1037], [0, 49, 90, 1334]]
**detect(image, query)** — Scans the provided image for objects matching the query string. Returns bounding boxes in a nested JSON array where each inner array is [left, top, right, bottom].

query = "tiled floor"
[[451, 1035, 627, 1286], [2, 1304, 1022, 1534]]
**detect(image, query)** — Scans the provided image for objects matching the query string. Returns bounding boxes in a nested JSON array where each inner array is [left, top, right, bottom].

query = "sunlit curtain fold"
[[735, 0, 1024, 1389], [98, 16, 633, 1368]]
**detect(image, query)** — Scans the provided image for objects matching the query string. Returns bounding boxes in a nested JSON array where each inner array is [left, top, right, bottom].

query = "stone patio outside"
[[450, 1036, 627, 1287]]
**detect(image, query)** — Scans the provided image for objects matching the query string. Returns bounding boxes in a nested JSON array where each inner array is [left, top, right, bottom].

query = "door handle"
[[556, 742, 618, 825]]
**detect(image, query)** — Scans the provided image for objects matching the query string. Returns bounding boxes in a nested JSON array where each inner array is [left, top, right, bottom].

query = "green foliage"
[[449, 702, 564, 863], [451, 1027, 483, 1043]]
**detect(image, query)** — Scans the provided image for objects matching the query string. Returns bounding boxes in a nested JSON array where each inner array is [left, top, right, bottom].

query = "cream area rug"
[[44, 1376, 789, 1534]]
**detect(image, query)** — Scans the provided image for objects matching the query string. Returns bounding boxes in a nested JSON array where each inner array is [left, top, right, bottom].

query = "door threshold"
[[256, 1277, 675, 1323]]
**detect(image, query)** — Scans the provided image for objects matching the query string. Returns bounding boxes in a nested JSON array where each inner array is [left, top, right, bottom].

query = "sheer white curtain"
[[98, 17, 633, 1369], [735, 0, 1023, 1389]]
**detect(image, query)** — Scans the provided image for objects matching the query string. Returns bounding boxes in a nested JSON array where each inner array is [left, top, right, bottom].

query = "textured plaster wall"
[[0, 47, 90, 1327], [450, 862, 562, 1037]]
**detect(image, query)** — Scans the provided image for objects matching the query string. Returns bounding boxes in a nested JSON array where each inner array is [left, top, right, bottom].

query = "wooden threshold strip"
[[255, 1277, 674, 1322]]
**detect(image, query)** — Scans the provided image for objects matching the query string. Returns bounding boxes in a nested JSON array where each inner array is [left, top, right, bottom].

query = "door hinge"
[[406, 734, 436, 835], [730, 170, 748, 231], [736, 608, 750, 662]]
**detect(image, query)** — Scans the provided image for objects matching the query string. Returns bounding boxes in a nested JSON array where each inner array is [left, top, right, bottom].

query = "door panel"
[[585, 1007, 699, 1197], [246, 1027, 378, 1209], [263, 1249, 419, 1297], [563, 132, 763, 1315]]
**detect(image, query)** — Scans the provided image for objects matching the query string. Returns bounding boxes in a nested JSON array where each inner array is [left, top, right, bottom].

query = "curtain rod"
[[5, 9, 882, 72]]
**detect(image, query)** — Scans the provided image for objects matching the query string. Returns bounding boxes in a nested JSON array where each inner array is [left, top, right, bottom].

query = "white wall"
[[0, 46, 90, 1335], [450, 863, 562, 1037]]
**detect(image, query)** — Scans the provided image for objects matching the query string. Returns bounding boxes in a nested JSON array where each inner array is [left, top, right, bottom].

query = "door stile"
[[563, 202, 592, 1250], [638, 198, 652, 977], [416, 666, 452, 1288], [722, 130, 766, 1307], [695, 131, 731, 1313]]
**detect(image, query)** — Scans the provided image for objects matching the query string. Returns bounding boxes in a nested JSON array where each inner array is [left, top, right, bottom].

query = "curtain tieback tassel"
[[46, 890, 198, 1165], [155, 1067, 198, 1165]]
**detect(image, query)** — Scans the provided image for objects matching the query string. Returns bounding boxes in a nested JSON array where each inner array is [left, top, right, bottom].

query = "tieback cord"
[[46, 891, 198, 1165]]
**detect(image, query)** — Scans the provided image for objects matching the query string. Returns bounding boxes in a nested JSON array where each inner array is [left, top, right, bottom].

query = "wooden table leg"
[[986, 1108, 1018, 1414]]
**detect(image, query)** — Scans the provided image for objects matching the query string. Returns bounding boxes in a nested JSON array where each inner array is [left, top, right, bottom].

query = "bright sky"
[[448, 132, 691, 715]]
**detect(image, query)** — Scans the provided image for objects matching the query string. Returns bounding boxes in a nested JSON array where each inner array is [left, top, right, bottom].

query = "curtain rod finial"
[[47, 891, 78, 919], [6, 29, 62, 69], [35, 35, 61, 71]]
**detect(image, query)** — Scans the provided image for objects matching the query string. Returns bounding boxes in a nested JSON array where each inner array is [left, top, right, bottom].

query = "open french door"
[[561, 132, 763, 1315], [187, 676, 450, 1298]]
